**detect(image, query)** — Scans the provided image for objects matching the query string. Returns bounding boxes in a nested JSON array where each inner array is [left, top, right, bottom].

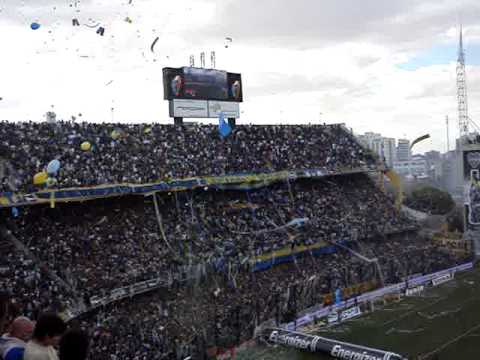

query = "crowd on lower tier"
[[74, 233, 465, 360], [0, 232, 73, 321], [1, 230, 467, 360], [0, 171, 469, 359], [0, 122, 377, 193], [2, 174, 412, 300]]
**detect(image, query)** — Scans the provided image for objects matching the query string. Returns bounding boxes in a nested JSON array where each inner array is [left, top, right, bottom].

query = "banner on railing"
[[0, 167, 372, 208]]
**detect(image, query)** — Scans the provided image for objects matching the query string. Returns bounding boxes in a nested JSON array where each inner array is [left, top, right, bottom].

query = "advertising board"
[[405, 285, 424, 296], [463, 149, 480, 228], [208, 100, 240, 118], [463, 150, 480, 179], [432, 273, 454, 286], [266, 328, 406, 360], [169, 99, 208, 118], [340, 306, 362, 321]]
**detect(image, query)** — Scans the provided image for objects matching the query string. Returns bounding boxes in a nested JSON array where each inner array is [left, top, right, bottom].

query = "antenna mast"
[[457, 25, 469, 139]]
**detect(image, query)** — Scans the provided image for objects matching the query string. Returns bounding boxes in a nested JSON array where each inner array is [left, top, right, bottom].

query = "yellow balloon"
[[33, 171, 48, 185], [81, 141, 91, 151], [111, 130, 121, 140]]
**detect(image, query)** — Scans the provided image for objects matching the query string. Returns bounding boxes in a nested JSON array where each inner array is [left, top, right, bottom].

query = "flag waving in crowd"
[[218, 112, 232, 138]]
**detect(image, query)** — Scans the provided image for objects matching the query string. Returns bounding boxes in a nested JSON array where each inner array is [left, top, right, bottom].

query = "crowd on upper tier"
[[1, 174, 413, 301], [0, 121, 377, 193]]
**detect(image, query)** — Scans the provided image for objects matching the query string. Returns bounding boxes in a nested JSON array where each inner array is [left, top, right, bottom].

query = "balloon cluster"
[[31, 136, 120, 187], [32, 141, 92, 186], [33, 159, 60, 186]]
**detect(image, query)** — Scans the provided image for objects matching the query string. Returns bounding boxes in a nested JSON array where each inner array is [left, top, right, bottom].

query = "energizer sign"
[[265, 328, 406, 360], [331, 345, 397, 360], [268, 330, 320, 352]]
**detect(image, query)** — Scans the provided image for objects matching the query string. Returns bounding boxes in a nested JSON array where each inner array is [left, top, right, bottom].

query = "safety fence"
[[281, 262, 474, 331], [214, 264, 474, 359]]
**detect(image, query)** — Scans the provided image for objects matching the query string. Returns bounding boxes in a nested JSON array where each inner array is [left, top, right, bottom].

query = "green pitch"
[[239, 265, 480, 360]]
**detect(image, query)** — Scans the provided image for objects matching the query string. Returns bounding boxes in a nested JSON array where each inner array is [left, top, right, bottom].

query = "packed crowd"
[[362, 233, 462, 284], [0, 122, 377, 193], [0, 121, 468, 359], [74, 233, 467, 360], [79, 249, 373, 359], [1, 175, 468, 359], [2, 174, 413, 299], [0, 227, 74, 322]]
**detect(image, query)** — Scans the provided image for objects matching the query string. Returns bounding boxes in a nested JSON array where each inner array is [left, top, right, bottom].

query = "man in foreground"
[[0, 317, 35, 360]]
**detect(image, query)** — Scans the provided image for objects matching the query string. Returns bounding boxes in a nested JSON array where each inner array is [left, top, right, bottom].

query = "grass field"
[[239, 265, 480, 360]]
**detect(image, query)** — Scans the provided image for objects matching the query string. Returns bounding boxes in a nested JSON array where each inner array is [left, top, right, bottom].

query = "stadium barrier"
[[259, 263, 473, 359], [66, 277, 170, 319], [196, 263, 474, 359], [0, 167, 375, 208], [280, 262, 474, 331]]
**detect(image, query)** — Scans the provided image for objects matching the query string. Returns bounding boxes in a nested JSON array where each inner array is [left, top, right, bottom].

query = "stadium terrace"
[[0, 122, 470, 359]]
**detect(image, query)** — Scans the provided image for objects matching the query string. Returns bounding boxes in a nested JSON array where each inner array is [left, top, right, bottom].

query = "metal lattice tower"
[[457, 25, 469, 138]]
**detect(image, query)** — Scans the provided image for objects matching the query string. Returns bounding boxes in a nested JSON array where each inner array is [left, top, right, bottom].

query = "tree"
[[447, 205, 465, 233], [405, 186, 455, 215]]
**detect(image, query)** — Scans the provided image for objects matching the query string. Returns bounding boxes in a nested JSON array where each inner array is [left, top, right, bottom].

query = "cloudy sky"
[[0, 0, 479, 154]]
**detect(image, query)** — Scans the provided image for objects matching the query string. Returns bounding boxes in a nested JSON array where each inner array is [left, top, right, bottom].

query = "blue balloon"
[[31, 22, 40, 30], [47, 159, 60, 174]]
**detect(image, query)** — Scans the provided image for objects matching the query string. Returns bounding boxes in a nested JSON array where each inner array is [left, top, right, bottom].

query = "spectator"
[[0, 316, 34, 360], [58, 329, 89, 360], [0, 123, 376, 193], [0, 120, 468, 359], [24, 314, 66, 360]]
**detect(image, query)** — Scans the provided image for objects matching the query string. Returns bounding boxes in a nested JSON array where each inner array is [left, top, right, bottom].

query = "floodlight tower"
[[457, 25, 469, 140]]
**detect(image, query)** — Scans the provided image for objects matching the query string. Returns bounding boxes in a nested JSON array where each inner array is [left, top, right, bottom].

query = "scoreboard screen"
[[163, 67, 243, 102]]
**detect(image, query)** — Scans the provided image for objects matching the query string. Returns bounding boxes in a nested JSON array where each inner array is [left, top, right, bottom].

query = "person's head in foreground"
[[0, 316, 35, 360], [32, 314, 66, 347], [7, 316, 35, 342], [24, 313, 66, 360]]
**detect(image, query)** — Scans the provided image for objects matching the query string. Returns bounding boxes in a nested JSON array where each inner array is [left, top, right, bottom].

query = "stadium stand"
[[0, 123, 469, 359], [0, 122, 376, 192], [3, 174, 411, 297]]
